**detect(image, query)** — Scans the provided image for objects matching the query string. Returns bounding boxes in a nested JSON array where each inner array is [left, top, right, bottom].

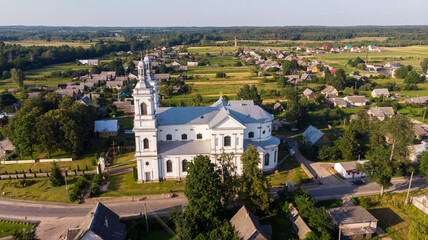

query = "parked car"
[[351, 180, 366, 185]]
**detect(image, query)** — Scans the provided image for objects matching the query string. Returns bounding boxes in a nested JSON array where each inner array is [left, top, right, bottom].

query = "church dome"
[[144, 55, 152, 64]]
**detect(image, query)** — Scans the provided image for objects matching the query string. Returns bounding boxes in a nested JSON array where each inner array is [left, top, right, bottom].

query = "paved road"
[[0, 196, 187, 240], [306, 176, 428, 200]]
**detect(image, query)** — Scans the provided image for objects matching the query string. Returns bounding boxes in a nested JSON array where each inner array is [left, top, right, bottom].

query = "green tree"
[[159, 85, 173, 97], [237, 84, 262, 105], [215, 72, 226, 78], [421, 58, 428, 73], [418, 151, 428, 182], [404, 71, 422, 84], [11, 68, 25, 88], [185, 155, 222, 221], [350, 108, 369, 137], [37, 110, 61, 159], [318, 145, 340, 161], [49, 162, 65, 187], [357, 146, 393, 195], [339, 128, 358, 160], [239, 145, 273, 216], [382, 115, 414, 161], [216, 151, 237, 209], [331, 68, 346, 90], [193, 94, 203, 106], [9, 113, 38, 159], [394, 65, 409, 78], [12, 228, 39, 240]]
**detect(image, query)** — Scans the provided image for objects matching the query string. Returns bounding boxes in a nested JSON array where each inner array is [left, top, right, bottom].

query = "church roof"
[[155, 105, 273, 126], [244, 137, 281, 152], [211, 98, 228, 108]]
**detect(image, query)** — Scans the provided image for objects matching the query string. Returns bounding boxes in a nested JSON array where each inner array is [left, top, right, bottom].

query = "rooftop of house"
[[336, 160, 367, 171], [302, 125, 325, 144], [369, 107, 395, 118], [230, 205, 271, 240], [345, 96, 367, 104], [327, 206, 378, 225]]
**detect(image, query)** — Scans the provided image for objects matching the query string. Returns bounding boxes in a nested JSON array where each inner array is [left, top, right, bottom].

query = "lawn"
[[110, 151, 135, 166], [356, 189, 428, 240], [100, 172, 185, 197], [0, 163, 34, 175], [0, 220, 35, 238], [122, 216, 176, 240], [267, 155, 310, 187], [0, 177, 78, 203], [260, 211, 298, 240]]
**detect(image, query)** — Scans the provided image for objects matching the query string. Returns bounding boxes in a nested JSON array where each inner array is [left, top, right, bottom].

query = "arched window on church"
[[143, 138, 149, 149], [181, 134, 187, 140], [141, 102, 147, 115], [224, 136, 231, 146], [182, 159, 188, 172], [166, 134, 172, 140], [248, 132, 254, 138], [196, 133, 202, 139], [274, 151, 277, 163], [167, 160, 172, 173], [264, 153, 270, 166]]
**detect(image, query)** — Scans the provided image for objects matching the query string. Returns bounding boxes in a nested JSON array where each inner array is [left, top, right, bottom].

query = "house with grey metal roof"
[[368, 107, 395, 121], [301, 125, 331, 146], [230, 205, 272, 240], [133, 56, 279, 182], [371, 88, 390, 98], [67, 202, 126, 240], [327, 206, 378, 239], [94, 120, 119, 138]]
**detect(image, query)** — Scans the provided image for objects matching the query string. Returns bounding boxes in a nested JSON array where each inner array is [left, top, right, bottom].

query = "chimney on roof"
[[105, 216, 108, 228]]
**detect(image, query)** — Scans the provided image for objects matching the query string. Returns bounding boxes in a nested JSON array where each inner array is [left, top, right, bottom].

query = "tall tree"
[[350, 108, 369, 137], [185, 155, 222, 222], [216, 151, 237, 209], [339, 128, 358, 160], [37, 110, 61, 159], [11, 68, 24, 88], [239, 145, 273, 216], [382, 115, 414, 161], [10, 113, 37, 159], [421, 58, 428, 73], [418, 151, 428, 182], [49, 162, 65, 187], [357, 146, 393, 195], [237, 84, 262, 105]]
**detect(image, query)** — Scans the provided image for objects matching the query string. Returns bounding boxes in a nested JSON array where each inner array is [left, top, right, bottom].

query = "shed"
[[327, 206, 378, 239], [301, 125, 330, 146]]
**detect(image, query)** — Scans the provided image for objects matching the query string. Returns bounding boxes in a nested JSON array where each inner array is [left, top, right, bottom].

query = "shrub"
[[90, 183, 100, 196], [93, 174, 103, 186], [215, 72, 226, 78], [49, 163, 65, 187]]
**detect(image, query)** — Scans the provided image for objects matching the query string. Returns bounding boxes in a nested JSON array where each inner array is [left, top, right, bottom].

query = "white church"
[[133, 56, 280, 183]]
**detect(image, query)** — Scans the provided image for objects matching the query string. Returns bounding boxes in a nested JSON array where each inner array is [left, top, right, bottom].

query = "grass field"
[[0, 220, 34, 238], [0, 177, 78, 203], [267, 155, 310, 186], [357, 189, 428, 240], [100, 172, 185, 197]]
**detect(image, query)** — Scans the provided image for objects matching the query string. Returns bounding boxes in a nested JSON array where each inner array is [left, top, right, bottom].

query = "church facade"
[[133, 56, 280, 183]]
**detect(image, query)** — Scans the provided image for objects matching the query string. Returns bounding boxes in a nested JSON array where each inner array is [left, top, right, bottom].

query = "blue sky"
[[0, 0, 427, 27]]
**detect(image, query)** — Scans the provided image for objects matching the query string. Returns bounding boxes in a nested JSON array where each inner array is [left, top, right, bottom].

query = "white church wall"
[[158, 124, 210, 141], [244, 122, 272, 141]]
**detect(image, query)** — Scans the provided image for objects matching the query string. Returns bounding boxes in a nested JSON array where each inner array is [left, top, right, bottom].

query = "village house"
[[402, 96, 428, 105], [368, 107, 395, 121], [296, 46, 305, 51], [350, 47, 360, 52], [414, 124, 428, 140], [55, 88, 80, 99], [371, 88, 390, 98], [344, 96, 367, 107], [287, 203, 312, 239], [271, 101, 284, 112], [368, 45, 379, 51], [77, 59, 99, 65], [187, 61, 199, 66], [330, 47, 340, 52], [302, 125, 331, 146], [178, 65, 188, 71], [106, 80, 124, 90], [154, 73, 170, 81], [66, 202, 126, 240], [306, 48, 315, 53], [334, 161, 367, 179], [327, 206, 378, 239], [344, 45, 353, 50], [230, 205, 272, 240], [329, 98, 348, 108], [76, 96, 94, 106], [408, 141, 428, 162], [28, 92, 41, 99], [303, 88, 316, 99], [321, 86, 338, 98], [384, 61, 401, 68], [94, 119, 119, 138], [300, 73, 312, 81]]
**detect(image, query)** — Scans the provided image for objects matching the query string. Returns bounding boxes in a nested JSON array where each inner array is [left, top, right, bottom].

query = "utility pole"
[[64, 169, 69, 197], [144, 203, 149, 232], [338, 224, 341, 240], [423, 106, 426, 122], [404, 170, 414, 205]]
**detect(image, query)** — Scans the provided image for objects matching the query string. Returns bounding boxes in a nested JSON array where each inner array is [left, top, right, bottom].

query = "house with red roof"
[[321, 46, 329, 50], [350, 47, 360, 52], [330, 47, 340, 53]]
